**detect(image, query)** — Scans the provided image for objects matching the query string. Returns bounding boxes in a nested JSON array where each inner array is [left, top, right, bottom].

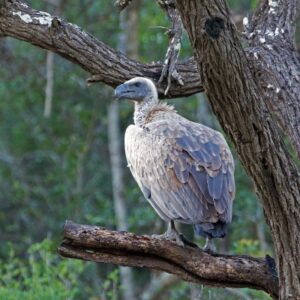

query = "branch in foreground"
[[0, 0, 203, 98], [58, 221, 278, 299]]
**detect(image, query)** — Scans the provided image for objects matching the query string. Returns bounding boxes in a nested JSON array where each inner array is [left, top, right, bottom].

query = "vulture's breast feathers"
[[125, 104, 235, 225]]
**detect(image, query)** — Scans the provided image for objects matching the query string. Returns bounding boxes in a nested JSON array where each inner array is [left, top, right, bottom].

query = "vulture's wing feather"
[[125, 115, 235, 225]]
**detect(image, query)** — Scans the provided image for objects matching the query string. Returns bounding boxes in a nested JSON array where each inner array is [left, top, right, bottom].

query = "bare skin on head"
[[114, 77, 235, 251]]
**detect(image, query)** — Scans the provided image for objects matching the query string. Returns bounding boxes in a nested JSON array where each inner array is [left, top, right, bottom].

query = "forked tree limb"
[[58, 221, 279, 299], [0, 0, 203, 98]]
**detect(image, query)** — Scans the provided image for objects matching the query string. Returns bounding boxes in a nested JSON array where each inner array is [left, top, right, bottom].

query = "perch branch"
[[58, 221, 278, 299]]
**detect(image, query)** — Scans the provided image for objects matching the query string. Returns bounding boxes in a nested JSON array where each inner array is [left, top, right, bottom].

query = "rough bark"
[[245, 0, 300, 160], [175, 0, 300, 299], [58, 221, 279, 299]]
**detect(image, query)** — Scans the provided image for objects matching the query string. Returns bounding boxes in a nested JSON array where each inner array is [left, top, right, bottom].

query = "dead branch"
[[58, 221, 278, 299], [0, 0, 203, 98], [157, 0, 183, 94]]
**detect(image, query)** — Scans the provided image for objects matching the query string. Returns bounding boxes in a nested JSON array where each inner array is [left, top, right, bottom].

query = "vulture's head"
[[114, 77, 158, 104]]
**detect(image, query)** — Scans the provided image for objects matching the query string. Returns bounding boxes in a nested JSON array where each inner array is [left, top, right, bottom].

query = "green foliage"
[[168, 282, 272, 300], [0, 240, 87, 300], [102, 269, 120, 300], [233, 238, 261, 255]]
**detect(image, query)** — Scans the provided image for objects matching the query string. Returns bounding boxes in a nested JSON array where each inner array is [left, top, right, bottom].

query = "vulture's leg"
[[164, 220, 184, 246], [152, 221, 184, 246], [203, 236, 216, 252], [152, 221, 198, 247]]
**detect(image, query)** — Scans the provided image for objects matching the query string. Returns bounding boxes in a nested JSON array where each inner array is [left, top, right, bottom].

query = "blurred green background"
[[0, 0, 282, 299]]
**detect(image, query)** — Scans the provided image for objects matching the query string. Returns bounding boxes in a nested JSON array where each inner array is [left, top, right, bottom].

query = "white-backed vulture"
[[114, 77, 235, 250]]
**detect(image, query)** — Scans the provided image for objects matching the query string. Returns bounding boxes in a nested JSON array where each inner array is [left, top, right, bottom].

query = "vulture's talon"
[[151, 232, 198, 248], [151, 232, 184, 247], [152, 221, 187, 247]]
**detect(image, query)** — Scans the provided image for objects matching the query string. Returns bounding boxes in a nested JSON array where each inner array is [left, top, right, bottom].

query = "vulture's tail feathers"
[[194, 221, 227, 238]]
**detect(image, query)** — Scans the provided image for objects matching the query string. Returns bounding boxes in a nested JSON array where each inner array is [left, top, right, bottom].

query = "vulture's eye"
[[134, 82, 141, 87]]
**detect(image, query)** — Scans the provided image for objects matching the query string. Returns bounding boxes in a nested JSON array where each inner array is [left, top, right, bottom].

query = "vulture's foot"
[[151, 229, 184, 247], [152, 221, 197, 247], [203, 236, 216, 252]]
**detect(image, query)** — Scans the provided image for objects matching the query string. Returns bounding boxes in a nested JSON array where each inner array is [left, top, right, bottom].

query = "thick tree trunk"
[[176, 1, 300, 299]]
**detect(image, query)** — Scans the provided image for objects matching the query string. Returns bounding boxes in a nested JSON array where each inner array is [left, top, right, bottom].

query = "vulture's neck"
[[134, 96, 157, 127], [134, 99, 175, 127]]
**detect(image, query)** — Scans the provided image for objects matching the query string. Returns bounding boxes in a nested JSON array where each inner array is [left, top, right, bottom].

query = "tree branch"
[[0, 0, 203, 98], [58, 221, 278, 299]]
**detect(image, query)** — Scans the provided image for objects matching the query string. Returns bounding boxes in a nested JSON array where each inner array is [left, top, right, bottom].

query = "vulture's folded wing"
[[125, 117, 235, 225]]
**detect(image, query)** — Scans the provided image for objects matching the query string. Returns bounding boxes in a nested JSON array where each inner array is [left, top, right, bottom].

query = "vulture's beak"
[[114, 83, 133, 100]]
